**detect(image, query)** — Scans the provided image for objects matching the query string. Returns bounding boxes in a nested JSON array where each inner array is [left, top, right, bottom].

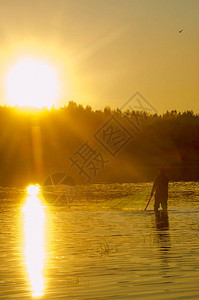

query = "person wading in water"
[[151, 167, 168, 212]]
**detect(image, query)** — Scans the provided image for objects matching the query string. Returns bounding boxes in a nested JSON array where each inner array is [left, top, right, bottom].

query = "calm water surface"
[[0, 182, 199, 299]]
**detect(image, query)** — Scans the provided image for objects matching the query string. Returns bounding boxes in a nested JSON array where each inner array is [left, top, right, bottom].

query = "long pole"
[[144, 195, 152, 211]]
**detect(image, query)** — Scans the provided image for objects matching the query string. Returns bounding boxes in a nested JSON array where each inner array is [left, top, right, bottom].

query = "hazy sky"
[[0, 0, 199, 113]]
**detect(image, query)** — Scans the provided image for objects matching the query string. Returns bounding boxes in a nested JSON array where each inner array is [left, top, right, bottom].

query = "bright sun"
[[6, 58, 59, 109]]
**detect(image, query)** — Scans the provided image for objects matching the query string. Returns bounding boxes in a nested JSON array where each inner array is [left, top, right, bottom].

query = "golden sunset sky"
[[0, 0, 199, 113]]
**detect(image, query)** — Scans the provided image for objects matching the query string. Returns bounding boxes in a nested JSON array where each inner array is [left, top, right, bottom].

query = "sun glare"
[[23, 184, 45, 297], [27, 184, 40, 196], [6, 58, 59, 109]]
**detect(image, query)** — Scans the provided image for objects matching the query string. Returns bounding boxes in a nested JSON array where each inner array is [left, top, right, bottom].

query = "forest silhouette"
[[0, 102, 199, 186]]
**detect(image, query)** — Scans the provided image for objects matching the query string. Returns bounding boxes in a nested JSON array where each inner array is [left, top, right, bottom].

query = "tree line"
[[0, 102, 199, 185]]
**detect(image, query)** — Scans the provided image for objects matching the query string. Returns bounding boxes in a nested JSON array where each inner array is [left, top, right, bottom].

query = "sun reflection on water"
[[23, 184, 45, 297]]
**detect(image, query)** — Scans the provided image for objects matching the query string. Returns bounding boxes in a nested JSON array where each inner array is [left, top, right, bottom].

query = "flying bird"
[[179, 29, 183, 33]]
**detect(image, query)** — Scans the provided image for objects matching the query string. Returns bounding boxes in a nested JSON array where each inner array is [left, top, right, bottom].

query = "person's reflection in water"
[[155, 211, 170, 251], [154, 211, 172, 282], [155, 211, 169, 230]]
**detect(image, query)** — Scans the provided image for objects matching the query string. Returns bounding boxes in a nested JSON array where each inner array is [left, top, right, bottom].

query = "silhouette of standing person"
[[151, 167, 168, 212]]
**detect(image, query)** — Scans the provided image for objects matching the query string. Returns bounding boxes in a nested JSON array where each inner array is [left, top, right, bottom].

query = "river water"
[[0, 182, 199, 299]]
